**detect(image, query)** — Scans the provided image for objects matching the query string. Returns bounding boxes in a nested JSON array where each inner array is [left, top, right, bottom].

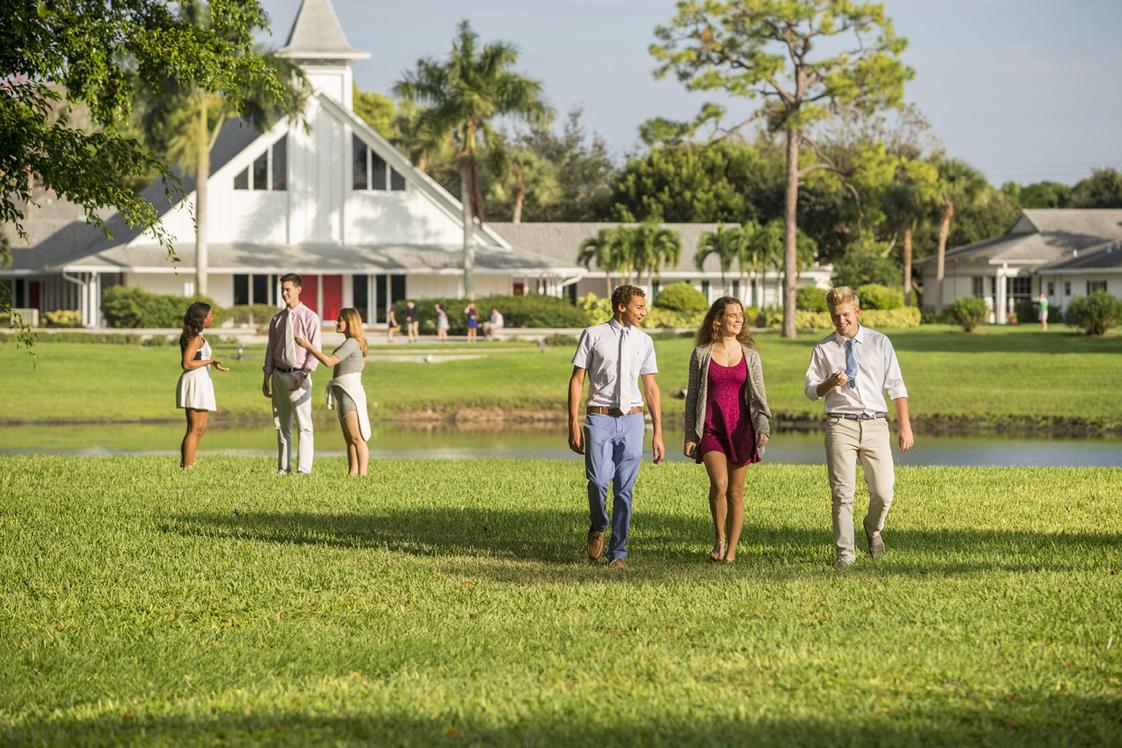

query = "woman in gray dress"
[[296, 307, 371, 476]]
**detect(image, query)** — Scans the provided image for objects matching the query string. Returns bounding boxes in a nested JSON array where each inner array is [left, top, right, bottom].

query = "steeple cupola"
[[276, 0, 369, 110]]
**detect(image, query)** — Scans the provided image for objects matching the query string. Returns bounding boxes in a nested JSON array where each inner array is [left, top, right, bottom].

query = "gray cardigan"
[[683, 344, 772, 443]]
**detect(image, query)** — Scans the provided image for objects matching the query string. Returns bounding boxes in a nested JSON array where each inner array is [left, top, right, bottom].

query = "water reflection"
[[2, 422, 1121, 467]]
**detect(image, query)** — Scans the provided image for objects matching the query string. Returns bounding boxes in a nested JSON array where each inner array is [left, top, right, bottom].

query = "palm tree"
[[486, 137, 560, 224], [881, 156, 939, 306], [395, 21, 552, 297], [736, 219, 762, 306], [695, 225, 743, 295], [577, 227, 630, 297], [932, 158, 989, 311], [632, 223, 682, 293], [138, 2, 308, 297], [749, 219, 814, 308]]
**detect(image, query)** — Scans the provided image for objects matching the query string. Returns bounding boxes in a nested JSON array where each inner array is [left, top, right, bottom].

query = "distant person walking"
[[386, 306, 398, 343], [263, 273, 321, 475], [804, 286, 913, 570], [464, 301, 479, 342], [404, 300, 419, 342], [176, 301, 228, 469], [568, 284, 665, 570], [1038, 291, 1049, 331], [296, 307, 371, 477], [435, 303, 450, 342], [683, 297, 771, 564]]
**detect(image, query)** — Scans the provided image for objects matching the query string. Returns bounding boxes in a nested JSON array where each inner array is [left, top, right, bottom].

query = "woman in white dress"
[[435, 303, 450, 341], [177, 302, 228, 468]]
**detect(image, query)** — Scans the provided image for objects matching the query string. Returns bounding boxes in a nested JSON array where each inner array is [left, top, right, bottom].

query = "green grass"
[[3, 324, 1122, 430], [2, 456, 1120, 745]]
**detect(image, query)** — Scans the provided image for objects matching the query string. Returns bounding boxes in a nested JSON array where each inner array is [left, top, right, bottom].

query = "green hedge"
[[102, 286, 226, 328], [767, 306, 921, 333], [226, 304, 280, 327], [796, 286, 828, 312], [654, 282, 708, 313], [856, 284, 904, 310], [393, 295, 590, 335], [1067, 292, 1122, 335]]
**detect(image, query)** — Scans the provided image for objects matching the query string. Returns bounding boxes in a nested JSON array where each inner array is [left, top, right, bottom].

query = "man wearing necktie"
[[568, 285, 665, 570], [263, 274, 321, 474], [804, 287, 913, 569]]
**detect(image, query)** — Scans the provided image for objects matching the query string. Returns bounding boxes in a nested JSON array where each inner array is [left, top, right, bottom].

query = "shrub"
[[226, 304, 280, 327], [742, 306, 763, 328], [578, 293, 613, 323], [44, 309, 83, 328], [642, 306, 703, 330], [950, 296, 988, 332], [102, 286, 225, 328], [856, 284, 904, 310], [393, 295, 589, 335], [796, 286, 828, 312], [794, 310, 832, 331], [861, 307, 922, 328], [542, 333, 579, 347], [1067, 292, 1122, 335], [654, 282, 708, 313]]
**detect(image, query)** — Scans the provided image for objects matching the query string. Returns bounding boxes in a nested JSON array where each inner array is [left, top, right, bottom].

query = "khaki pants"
[[272, 370, 314, 474], [825, 417, 894, 563]]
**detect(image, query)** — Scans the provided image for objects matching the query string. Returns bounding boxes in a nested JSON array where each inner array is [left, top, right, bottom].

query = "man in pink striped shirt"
[[262, 274, 321, 474]]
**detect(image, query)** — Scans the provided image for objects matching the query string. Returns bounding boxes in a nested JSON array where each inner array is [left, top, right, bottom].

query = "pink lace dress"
[[696, 356, 760, 466]]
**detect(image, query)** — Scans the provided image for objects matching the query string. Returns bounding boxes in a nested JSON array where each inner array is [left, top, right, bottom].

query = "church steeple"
[[277, 0, 369, 110]]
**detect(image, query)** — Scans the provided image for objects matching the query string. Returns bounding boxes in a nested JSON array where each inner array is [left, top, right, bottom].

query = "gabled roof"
[[277, 0, 369, 62], [1038, 241, 1122, 272], [57, 242, 581, 276], [917, 209, 1122, 268], [488, 222, 833, 276], [4, 119, 261, 274]]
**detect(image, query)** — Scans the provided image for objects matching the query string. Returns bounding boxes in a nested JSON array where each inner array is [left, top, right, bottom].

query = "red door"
[[29, 281, 41, 308], [301, 276, 318, 315], [322, 275, 343, 321]]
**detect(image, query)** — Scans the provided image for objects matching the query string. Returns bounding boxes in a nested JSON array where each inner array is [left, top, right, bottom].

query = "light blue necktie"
[[845, 338, 857, 389]]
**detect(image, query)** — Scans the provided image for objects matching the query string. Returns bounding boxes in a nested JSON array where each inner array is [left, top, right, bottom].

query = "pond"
[[3, 422, 1121, 467]]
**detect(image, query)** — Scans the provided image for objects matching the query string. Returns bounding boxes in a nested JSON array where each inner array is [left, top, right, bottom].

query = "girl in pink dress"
[[683, 298, 771, 563]]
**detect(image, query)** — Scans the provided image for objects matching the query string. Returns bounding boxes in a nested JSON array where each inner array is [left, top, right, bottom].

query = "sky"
[[258, 0, 1122, 186]]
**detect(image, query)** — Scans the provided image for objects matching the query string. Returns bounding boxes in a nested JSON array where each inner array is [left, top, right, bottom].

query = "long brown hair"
[[695, 297, 754, 349], [338, 307, 368, 355], [180, 301, 210, 352]]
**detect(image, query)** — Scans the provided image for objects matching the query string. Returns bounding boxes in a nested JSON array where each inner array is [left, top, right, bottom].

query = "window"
[[701, 280, 710, 298], [1087, 280, 1107, 294], [1046, 281, 1055, 296], [352, 134, 406, 192], [233, 136, 288, 191], [233, 274, 277, 305], [972, 276, 985, 297], [1064, 281, 1072, 296], [732, 279, 740, 298], [1007, 277, 1031, 298], [352, 275, 368, 321]]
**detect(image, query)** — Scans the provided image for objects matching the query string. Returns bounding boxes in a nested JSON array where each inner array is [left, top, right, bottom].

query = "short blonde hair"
[[826, 286, 860, 310]]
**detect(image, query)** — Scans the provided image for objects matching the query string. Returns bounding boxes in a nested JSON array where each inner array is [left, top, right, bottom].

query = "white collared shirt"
[[572, 319, 658, 408], [804, 325, 908, 415]]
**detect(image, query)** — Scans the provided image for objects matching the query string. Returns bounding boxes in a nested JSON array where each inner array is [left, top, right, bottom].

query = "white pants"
[[825, 417, 895, 563], [272, 370, 314, 473]]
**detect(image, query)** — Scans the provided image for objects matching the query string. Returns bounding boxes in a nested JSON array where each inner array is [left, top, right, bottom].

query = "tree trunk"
[[513, 187, 525, 224], [934, 201, 954, 311], [460, 162, 475, 298], [781, 122, 800, 338], [195, 99, 209, 297], [902, 223, 914, 306]]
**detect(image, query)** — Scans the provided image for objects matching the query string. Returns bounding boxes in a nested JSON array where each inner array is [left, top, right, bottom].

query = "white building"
[[3, 0, 834, 328], [917, 209, 1122, 323]]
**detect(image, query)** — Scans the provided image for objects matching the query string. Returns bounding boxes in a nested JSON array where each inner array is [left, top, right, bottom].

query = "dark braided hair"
[[180, 302, 211, 353]]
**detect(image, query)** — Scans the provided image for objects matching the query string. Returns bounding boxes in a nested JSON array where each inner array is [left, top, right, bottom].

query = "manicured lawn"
[[1, 457, 1119, 745], [3, 324, 1122, 429]]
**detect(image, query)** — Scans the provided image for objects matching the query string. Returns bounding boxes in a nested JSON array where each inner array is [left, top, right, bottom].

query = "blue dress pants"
[[584, 412, 645, 561]]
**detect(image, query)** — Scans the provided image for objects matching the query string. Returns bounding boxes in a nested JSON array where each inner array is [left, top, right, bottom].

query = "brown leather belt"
[[586, 406, 643, 417]]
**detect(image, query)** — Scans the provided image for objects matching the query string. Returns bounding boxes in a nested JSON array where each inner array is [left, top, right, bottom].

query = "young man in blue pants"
[[568, 285, 665, 569]]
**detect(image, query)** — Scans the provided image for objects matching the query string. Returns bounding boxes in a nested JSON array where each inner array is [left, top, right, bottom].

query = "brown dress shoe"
[[608, 558, 626, 570], [586, 529, 606, 560]]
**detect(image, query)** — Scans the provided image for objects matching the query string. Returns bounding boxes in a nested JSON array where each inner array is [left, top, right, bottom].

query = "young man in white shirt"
[[568, 285, 665, 569], [804, 286, 914, 569]]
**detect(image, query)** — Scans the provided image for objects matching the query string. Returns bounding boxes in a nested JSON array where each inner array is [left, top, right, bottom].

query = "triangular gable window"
[[233, 136, 288, 191], [352, 134, 406, 192]]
